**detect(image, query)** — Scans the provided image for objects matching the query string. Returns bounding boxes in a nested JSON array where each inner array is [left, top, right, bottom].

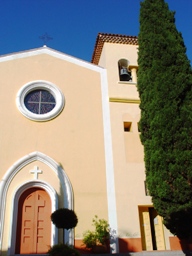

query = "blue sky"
[[0, 0, 191, 63]]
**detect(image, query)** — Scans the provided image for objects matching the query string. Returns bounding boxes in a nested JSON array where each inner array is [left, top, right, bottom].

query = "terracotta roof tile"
[[91, 33, 138, 65]]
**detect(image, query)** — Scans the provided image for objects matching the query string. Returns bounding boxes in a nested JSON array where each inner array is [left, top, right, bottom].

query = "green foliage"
[[48, 243, 80, 256], [82, 230, 97, 249], [93, 216, 110, 245], [83, 216, 110, 249], [51, 208, 78, 230], [137, 0, 192, 239]]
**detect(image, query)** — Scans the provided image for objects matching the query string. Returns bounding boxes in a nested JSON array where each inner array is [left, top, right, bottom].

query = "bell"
[[120, 67, 129, 75], [120, 68, 132, 81]]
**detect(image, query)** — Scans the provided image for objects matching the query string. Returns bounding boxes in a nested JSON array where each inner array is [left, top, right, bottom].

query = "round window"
[[24, 89, 56, 114], [16, 81, 64, 121]]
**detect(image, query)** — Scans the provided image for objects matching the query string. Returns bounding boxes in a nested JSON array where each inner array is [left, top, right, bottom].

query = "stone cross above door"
[[30, 166, 43, 179]]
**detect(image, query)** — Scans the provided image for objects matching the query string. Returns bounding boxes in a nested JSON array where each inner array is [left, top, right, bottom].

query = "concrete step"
[[85, 252, 192, 256], [128, 251, 190, 255], [15, 252, 192, 256]]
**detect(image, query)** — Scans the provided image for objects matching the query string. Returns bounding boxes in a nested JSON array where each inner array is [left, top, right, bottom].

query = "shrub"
[[93, 216, 110, 245], [48, 243, 80, 256], [82, 216, 110, 250], [82, 230, 97, 249]]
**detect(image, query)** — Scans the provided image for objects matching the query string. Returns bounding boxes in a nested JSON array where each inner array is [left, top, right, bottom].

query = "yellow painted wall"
[[0, 52, 109, 248], [0, 41, 176, 253], [98, 41, 172, 249]]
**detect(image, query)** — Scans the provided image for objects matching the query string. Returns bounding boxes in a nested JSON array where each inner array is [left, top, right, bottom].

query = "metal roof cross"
[[39, 33, 53, 45]]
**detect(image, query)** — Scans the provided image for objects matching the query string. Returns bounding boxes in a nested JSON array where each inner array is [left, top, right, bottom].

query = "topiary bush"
[[51, 208, 78, 243], [51, 208, 78, 230]]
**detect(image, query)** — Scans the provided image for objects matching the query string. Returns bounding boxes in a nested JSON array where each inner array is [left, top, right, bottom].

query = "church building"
[[0, 33, 182, 255]]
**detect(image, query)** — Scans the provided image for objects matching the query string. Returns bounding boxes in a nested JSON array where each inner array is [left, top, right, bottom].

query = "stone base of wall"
[[74, 239, 89, 254], [169, 237, 182, 250], [76, 237, 192, 253], [170, 236, 192, 251], [74, 237, 142, 253], [118, 238, 142, 252]]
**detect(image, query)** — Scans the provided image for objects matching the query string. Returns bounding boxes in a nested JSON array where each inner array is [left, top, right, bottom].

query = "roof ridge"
[[91, 33, 138, 64]]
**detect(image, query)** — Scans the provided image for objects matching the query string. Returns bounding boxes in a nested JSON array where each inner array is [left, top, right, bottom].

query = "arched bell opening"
[[118, 59, 132, 82]]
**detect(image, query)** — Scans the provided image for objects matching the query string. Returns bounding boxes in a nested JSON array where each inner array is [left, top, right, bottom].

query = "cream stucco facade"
[[0, 34, 181, 255]]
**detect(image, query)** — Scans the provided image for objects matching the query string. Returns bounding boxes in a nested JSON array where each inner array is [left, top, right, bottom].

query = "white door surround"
[[0, 151, 74, 255]]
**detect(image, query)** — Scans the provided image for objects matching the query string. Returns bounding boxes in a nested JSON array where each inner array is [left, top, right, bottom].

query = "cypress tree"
[[137, 0, 192, 239]]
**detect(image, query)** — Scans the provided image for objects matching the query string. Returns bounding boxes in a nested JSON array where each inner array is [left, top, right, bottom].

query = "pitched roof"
[[0, 45, 103, 72], [91, 33, 138, 65]]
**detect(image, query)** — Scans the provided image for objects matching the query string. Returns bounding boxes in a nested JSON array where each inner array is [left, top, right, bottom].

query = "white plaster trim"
[[118, 81, 137, 85], [0, 151, 74, 254], [0, 46, 104, 73], [9, 181, 58, 255], [16, 80, 65, 121], [100, 69, 119, 253]]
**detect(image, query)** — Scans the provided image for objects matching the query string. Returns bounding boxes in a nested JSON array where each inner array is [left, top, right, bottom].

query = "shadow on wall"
[[170, 236, 192, 256], [180, 238, 192, 256], [118, 238, 140, 254]]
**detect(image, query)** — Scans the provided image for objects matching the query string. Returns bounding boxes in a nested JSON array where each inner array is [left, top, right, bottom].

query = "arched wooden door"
[[15, 188, 51, 254]]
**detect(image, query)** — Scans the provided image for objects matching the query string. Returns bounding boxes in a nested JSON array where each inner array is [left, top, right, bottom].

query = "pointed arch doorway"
[[15, 187, 51, 254]]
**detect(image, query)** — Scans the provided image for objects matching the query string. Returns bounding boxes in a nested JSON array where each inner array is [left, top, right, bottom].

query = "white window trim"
[[16, 80, 64, 121]]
